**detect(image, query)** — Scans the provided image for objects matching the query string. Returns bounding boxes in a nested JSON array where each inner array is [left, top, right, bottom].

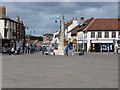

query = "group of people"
[[24, 43, 35, 54], [8, 46, 20, 55], [41, 45, 55, 55]]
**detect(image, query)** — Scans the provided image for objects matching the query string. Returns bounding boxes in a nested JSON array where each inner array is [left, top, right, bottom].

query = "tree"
[[30, 36, 43, 41]]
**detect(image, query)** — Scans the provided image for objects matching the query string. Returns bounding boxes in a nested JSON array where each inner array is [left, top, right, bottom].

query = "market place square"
[[2, 53, 118, 88]]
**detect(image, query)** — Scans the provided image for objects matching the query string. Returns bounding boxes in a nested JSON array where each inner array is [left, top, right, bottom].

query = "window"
[[112, 31, 116, 38], [97, 31, 102, 38], [118, 31, 120, 37], [91, 31, 95, 38], [4, 29, 8, 38], [105, 31, 109, 38]]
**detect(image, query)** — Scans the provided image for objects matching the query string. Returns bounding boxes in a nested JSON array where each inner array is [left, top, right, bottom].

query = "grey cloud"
[[2, 2, 118, 36]]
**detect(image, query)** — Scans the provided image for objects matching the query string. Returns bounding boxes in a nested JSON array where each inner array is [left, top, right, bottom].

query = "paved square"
[[2, 53, 118, 88]]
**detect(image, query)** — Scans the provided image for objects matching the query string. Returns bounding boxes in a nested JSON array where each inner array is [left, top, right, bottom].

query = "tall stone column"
[[58, 15, 65, 50], [54, 15, 66, 55]]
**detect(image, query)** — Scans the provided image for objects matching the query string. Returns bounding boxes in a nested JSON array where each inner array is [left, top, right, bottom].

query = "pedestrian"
[[64, 45, 69, 56], [51, 45, 55, 56], [42, 46, 46, 55], [114, 45, 118, 54], [24, 46, 27, 54], [88, 46, 91, 53], [9, 46, 15, 55], [30, 44, 34, 54]]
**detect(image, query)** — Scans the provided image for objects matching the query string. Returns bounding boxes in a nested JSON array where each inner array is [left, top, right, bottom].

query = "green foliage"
[[30, 36, 43, 41]]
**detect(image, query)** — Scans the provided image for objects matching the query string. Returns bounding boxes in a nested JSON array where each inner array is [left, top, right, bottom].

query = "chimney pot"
[[0, 6, 6, 16], [80, 17, 84, 25], [73, 17, 74, 20], [76, 17, 77, 20]]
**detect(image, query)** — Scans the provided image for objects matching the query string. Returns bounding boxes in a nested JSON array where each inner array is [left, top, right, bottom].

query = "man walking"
[[64, 45, 69, 56]]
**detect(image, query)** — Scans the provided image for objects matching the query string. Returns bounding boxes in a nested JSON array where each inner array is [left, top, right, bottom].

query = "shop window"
[[105, 31, 109, 38], [112, 31, 116, 38], [91, 31, 95, 38]]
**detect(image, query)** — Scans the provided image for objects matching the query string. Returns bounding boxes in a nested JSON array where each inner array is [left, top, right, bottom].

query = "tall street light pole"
[[55, 18, 61, 31]]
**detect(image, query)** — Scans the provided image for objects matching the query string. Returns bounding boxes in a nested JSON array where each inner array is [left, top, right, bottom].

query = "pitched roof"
[[81, 17, 94, 30], [64, 20, 72, 29], [55, 31, 61, 38], [84, 18, 120, 31], [68, 25, 80, 33], [68, 17, 94, 35]]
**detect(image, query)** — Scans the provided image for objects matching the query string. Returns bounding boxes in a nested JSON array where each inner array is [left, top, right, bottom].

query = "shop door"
[[95, 43, 100, 52]]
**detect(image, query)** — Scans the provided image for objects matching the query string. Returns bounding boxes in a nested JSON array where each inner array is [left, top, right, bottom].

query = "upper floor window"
[[118, 31, 120, 37], [97, 31, 102, 38], [111, 31, 116, 38], [91, 31, 95, 38], [105, 31, 109, 38]]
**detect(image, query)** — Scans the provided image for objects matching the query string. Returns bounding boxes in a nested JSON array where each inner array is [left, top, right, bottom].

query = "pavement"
[[2, 53, 118, 88]]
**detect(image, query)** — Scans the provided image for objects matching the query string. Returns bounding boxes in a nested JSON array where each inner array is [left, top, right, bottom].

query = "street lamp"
[[55, 17, 61, 31]]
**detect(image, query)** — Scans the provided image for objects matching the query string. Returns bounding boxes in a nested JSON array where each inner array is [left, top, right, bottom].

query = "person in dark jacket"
[[64, 45, 69, 56], [42, 46, 46, 55]]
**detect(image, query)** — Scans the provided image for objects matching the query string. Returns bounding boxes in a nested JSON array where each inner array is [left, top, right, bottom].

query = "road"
[[2, 53, 118, 88]]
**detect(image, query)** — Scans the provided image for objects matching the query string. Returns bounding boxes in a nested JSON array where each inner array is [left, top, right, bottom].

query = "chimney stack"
[[73, 17, 74, 20], [16, 16, 23, 22], [0, 6, 6, 16], [16, 16, 20, 21], [80, 17, 84, 25], [75, 17, 77, 20]]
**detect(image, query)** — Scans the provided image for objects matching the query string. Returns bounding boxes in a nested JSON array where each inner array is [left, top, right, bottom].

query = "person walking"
[[24, 46, 27, 54], [42, 46, 46, 55], [114, 45, 118, 54], [30, 44, 34, 54], [64, 45, 69, 56], [51, 45, 55, 56]]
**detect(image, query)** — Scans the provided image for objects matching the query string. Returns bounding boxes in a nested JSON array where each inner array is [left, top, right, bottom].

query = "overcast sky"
[[2, 2, 118, 36]]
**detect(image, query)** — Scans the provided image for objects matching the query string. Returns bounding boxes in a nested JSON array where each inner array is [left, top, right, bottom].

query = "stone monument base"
[[54, 49, 65, 55], [54, 50, 73, 55]]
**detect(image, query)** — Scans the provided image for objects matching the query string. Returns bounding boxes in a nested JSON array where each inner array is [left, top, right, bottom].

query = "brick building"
[[0, 6, 25, 52], [43, 34, 53, 44]]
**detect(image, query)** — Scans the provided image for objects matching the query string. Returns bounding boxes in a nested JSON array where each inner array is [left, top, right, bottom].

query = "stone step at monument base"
[[54, 50, 64, 55], [68, 50, 73, 55], [54, 50, 73, 56]]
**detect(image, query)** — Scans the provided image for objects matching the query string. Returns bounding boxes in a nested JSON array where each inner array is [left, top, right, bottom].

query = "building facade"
[[43, 33, 53, 44], [0, 6, 25, 52], [78, 18, 120, 52]]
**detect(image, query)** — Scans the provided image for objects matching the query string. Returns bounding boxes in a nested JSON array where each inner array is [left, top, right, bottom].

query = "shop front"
[[91, 43, 114, 52], [78, 40, 87, 52], [90, 39, 114, 52]]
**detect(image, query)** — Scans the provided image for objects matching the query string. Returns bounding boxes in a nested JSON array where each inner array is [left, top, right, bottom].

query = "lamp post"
[[55, 18, 61, 31], [55, 17, 62, 49]]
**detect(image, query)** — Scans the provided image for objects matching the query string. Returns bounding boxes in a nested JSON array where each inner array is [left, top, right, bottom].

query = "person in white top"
[[9, 47, 15, 55]]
